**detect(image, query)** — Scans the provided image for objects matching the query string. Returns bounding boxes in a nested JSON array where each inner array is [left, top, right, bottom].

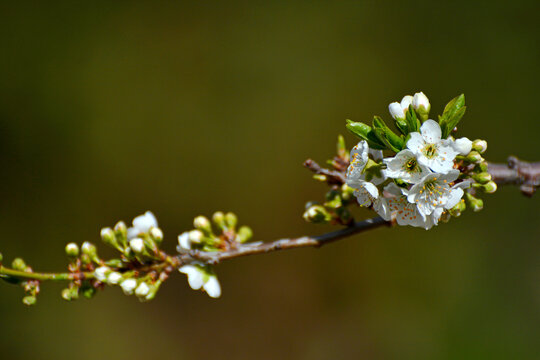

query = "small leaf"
[[345, 120, 386, 150], [405, 106, 420, 133], [439, 94, 465, 138], [372, 116, 404, 153]]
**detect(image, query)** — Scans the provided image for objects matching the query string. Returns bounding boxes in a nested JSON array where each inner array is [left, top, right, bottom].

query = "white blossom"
[[388, 95, 413, 120], [127, 211, 158, 239], [177, 232, 191, 252], [352, 182, 380, 207], [407, 120, 458, 173], [179, 264, 221, 298], [120, 279, 137, 295], [451, 137, 472, 155], [135, 282, 150, 297], [346, 141, 385, 188], [383, 149, 431, 184], [94, 266, 110, 282], [129, 238, 145, 254], [381, 183, 431, 229], [403, 170, 464, 217]]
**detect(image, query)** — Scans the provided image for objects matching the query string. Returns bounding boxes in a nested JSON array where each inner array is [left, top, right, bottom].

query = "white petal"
[[420, 120, 442, 143], [362, 182, 379, 199], [369, 149, 384, 162], [413, 92, 430, 110], [444, 188, 464, 210], [452, 137, 472, 155], [177, 232, 191, 251], [406, 132, 425, 154], [203, 276, 221, 298], [132, 211, 158, 233], [179, 265, 204, 290], [120, 279, 137, 295], [400, 95, 413, 109], [389, 102, 405, 120]]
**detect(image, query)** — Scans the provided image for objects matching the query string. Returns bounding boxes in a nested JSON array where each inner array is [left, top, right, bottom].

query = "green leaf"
[[405, 105, 420, 133], [393, 116, 408, 135], [372, 116, 404, 153], [439, 94, 465, 138], [345, 120, 386, 150]]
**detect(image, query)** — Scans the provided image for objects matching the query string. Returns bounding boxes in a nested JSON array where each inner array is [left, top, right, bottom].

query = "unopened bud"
[[81, 242, 97, 257], [81, 286, 97, 299], [236, 226, 253, 243], [466, 151, 483, 164], [65, 243, 79, 257], [120, 279, 138, 295], [476, 161, 488, 172], [114, 221, 128, 248], [473, 172, 492, 184], [225, 212, 238, 230], [303, 205, 331, 224], [129, 238, 145, 254], [212, 211, 226, 229], [100, 227, 117, 247], [412, 92, 430, 121], [465, 193, 483, 212], [149, 227, 164, 244], [483, 181, 497, 194], [22, 295, 37, 306], [61, 287, 79, 301], [188, 230, 203, 244], [94, 266, 110, 282], [388, 102, 406, 121], [135, 282, 150, 297], [448, 202, 462, 217], [107, 271, 122, 285], [193, 216, 211, 232], [0, 252, 3, 262], [472, 139, 488, 153], [453, 137, 472, 155], [12, 258, 26, 271]]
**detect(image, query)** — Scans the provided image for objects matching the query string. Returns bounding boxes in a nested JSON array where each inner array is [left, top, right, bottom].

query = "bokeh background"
[[1, 1, 539, 359]]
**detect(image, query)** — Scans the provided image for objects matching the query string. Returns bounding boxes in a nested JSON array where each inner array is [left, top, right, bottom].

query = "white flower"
[[352, 182, 379, 207], [135, 282, 150, 297], [129, 238, 145, 253], [412, 92, 430, 113], [346, 141, 385, 187], [177, 232, 191, 251], [94, 266, 110, 282], [388, 95, 413, 120], [127, 211, 158, 239], [451, 137, 472, 155], [381, 183, 431, 229], [107, 272, 122, 285], [179, 264, 221, 298], [407, 120, 458, 173], [404, 170, 464, 217], [383, 149, 431, 184], [120, 279, 137, 295]]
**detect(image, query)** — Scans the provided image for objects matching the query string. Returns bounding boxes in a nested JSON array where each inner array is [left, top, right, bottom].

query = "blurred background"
[[1, 1, 539, 359]]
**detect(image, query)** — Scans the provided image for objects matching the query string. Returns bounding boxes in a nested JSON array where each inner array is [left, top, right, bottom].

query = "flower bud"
[[472, 139, 488, 154], [453, 137, 472, 155], [149, 227, 164, 245], [188, 230, 203, 244], [129, 238, 145, 254], [193, 216, 211, 233], [483, 181, 497, 194], [212, 211, 226, 230], [388, 102, 405, 120], [135, 282, 150, 297], [114, 221, 128, 248], [225, 212, 238, 230], [61, 287, 79, 301], [412, 92, 430, 120], [107, 271, 122, 285], [120, 279, 138, 295], [466, 151, 483, 164], [22, 295, 37, 306], [303, 205, 331, 224], [81, 286, 97, 299], [81, 242, 97, 257], [473, 172, 492, 184], [476, 161, 488, 172], [0, 252, 3, 263], [100, 227, 118, 248], [65, 243, 79, 257], [236, 226, 253, 243], [94, 266, 110, 282], [465, 193, 483, 212], [12, 258, 26, 271]]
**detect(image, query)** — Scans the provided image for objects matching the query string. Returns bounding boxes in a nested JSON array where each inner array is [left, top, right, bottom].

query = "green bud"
[[149, 227, 164, 245], [61, 287, 79, 301], [212, 211, 226, 230], [22, 295, 37, 306], [465, 192, 483, 212], [341, 184, 355, 201], [473, 172, 492, 184], [105, 258, 123, 268], [65, 243, 79, 257], [114, 221, 128, 248], [81, 242, 97, 257], [303, 205, 332, 224], [81, 286, 97, 299], [193, 216, 212, 233], [483, 181, 497, 194], [225, 212, 238, 230], [236, 226, 253, 243], [476, 161, 488, 172], [100, 227, 117, 248], [313, 174, 327, 182], [466, 151, 483, 164], [0, 252, 3, 263], [12, 258, 26, 271], [472, 139, 487, 154]]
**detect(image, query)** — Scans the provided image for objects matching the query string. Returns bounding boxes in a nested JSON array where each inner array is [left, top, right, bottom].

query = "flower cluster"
[[343, 92, 495, 229]]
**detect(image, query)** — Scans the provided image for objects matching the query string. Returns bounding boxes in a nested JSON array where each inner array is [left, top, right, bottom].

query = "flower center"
[[422, 144, 438, 158], [403, 157, 420, 173]]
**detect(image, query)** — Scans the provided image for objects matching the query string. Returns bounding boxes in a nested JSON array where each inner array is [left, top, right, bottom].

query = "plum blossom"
[[179, 264, 221, 298], [388, 95, 413, 120], [451, 137, 472, 155], [383, 149, 431, 184], [346, 141, 385, 188], [127, 211, 158, 239], [407, 120, 458, 173]]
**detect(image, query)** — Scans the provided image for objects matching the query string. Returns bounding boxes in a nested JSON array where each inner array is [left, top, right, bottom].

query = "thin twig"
[[487, 157, 540, 197]]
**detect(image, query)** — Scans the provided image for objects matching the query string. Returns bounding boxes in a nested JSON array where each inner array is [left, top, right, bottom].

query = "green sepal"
[[372, 116, 404, 153], [439, 94, 466, 138], [394, 116, 409, 135], [405, 105, 421, 133], [345, 120, 386, 150]]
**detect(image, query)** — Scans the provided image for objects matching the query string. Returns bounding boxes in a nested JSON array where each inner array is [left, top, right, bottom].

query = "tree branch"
[[487, 156, 540, 197], [180, 216, 389, 265]]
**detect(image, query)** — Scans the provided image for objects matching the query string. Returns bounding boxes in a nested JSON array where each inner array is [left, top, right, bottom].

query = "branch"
[[180, 216, 389, 265], [487, 156, 540, 197]]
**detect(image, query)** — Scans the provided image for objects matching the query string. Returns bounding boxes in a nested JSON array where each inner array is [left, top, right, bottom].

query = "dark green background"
[[1, 1, 539, 359]]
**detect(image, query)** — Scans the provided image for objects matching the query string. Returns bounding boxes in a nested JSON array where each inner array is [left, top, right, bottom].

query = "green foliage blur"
[[0, 1, 539, 359]]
